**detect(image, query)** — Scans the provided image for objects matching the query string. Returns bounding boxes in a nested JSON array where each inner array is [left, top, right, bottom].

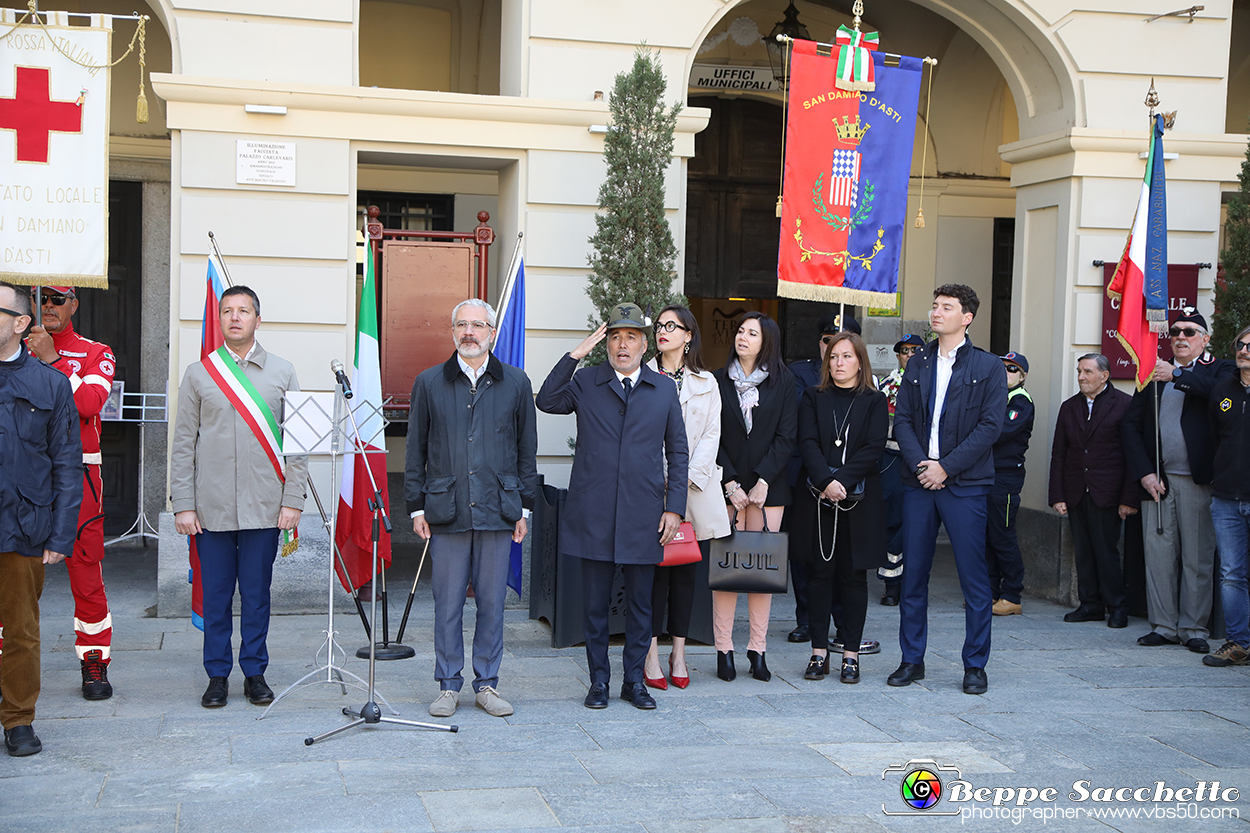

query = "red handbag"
[[660, 522, 701, 567]]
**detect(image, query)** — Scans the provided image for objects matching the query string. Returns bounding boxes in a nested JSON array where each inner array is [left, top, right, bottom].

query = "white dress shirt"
[[927, 337, 967, 459]]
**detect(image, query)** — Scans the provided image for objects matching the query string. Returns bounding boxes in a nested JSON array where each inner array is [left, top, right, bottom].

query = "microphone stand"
[[305, 387, 456, 743]]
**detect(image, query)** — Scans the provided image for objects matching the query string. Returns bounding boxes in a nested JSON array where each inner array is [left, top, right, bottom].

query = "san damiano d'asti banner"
[[778, 40, 922, 307]]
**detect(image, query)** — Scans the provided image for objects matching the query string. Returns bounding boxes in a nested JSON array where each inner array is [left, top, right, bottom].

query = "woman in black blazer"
[[713, 312, 797, 683], [796, 331, 888, 683]]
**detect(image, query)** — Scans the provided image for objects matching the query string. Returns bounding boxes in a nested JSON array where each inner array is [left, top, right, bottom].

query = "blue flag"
[[494, 253, 526, 596]]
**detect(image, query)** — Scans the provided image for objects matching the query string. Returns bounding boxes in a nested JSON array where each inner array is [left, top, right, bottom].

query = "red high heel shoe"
[[644, 665, 668, 689], [669, 654, 690, 689]]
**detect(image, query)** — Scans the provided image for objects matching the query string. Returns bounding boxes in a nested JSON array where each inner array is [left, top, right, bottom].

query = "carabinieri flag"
[[778, 39, 922, 307]]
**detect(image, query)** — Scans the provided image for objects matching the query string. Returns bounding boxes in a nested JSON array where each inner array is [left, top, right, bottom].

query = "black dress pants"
[[651, 540, 708, 638], [1068, 493, 1127, 611], [806, 506, 867, 651]]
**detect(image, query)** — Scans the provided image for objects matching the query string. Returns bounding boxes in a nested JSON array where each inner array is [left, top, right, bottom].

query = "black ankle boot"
[[717, 650, 736, 681], [747, 650, 771, 682]]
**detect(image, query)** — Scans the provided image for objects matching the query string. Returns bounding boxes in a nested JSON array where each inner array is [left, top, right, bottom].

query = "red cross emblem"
[[0, 67, 83, 164]]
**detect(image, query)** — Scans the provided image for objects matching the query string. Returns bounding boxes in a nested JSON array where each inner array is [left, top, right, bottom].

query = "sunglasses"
[[0, 306, 30, 319], [1237, 340, 1250, 353], [1005, 364, 1023, 374], [32, 293, 70, 306], [898, 346, 918, 356], [654, 321, 689, 334], [1169, 327, 1201, 338]]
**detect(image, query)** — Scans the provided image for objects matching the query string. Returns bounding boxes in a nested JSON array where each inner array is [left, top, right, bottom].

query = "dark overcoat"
[[715, 365, 798, 506], [795, 386, 889, 570], [536, 354, 688, 564]]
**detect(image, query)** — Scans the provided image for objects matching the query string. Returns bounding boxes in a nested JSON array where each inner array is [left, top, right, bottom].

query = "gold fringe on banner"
[[777, 279, 899, 310], [5, 273, 110, 290]]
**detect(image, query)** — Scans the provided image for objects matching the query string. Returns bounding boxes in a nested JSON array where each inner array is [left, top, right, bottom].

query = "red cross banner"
[[0, 11, 111, 287]]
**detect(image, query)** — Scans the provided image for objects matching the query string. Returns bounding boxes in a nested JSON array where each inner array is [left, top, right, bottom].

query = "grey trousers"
[[430, 529, 513, 693], [1141, 474, 1215, 641]]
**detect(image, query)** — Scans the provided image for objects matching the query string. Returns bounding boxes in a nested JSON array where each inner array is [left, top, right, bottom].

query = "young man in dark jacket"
[[890, 284, 1006, 695], [1204, 324, 1250, 667], [0, 282, 83, 756]]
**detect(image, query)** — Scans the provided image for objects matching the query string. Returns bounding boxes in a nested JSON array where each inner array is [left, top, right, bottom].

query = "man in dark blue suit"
[[889, 284, 1006, 695], [536, 303, 688, 710]]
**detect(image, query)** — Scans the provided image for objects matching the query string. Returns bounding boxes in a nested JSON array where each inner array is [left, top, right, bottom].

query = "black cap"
[[1172, 307, 1208, 333], [894, 334, 925, 352], [1000, 352, 1029, 374], [818, 313, 861, 336]]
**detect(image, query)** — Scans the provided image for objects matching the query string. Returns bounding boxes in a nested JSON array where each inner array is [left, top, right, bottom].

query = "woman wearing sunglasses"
[[642, 306, 730, 689], [796, 331, 888, 683]]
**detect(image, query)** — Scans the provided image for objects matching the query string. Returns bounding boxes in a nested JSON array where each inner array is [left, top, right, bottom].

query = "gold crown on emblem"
[[833, 115, 870, 144]]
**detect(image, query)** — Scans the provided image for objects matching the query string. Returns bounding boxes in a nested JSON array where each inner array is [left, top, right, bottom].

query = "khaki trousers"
[[0, 551, 44, 729]]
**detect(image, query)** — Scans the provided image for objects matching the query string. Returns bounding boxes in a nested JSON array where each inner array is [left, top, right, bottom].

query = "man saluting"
[[537, 303, 687, 711]]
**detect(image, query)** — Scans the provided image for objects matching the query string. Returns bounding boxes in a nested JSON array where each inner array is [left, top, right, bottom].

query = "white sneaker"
[[429, 689, 458, 717], [474, 685, 514, 717]]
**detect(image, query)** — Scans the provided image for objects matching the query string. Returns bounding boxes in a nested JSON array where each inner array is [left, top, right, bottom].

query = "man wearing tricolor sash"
[[171, 286, 306, 709]]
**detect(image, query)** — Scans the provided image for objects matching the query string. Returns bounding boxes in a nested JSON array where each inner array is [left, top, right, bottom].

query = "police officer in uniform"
[[986, 352, 1034, 615]]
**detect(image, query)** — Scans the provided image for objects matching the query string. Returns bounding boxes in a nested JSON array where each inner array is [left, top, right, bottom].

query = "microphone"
[[330, 359, 353, 399]]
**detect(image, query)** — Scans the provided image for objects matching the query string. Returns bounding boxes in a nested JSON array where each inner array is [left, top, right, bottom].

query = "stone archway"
[[686, 0, 1079, 142]]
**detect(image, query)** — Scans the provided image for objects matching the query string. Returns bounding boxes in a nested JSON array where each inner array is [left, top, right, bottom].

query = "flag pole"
[[494, 232, 525, 331], [207, 231, 234, 288], [1144, 81, 1165, 536]]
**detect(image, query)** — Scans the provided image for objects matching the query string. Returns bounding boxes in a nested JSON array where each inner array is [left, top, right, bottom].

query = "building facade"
[[16, 0, 1245, 611]]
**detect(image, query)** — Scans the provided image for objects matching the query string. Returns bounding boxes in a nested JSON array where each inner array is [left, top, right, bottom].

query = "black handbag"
[[707, 511, 789, 594]]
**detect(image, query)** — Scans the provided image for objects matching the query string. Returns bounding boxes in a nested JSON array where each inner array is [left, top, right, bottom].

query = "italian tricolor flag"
[[1108, 113, 1169, 391], [334, 241, 392, 590]]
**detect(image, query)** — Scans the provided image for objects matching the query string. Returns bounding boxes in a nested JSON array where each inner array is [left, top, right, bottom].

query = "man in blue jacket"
[[537, 303, 687, 711], [0, 282, 82, 756], [889, 284, 1006, 694]]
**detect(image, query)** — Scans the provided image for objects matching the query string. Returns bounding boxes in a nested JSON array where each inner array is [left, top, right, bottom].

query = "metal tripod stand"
[[304, 381, 456, 743]]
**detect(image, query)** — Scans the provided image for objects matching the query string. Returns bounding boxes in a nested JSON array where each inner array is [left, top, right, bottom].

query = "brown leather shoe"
[[992, 599, 1022, 616]]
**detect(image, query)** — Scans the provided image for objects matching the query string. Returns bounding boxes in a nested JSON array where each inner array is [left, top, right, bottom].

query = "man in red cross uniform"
[[20, 286, 115, 700]]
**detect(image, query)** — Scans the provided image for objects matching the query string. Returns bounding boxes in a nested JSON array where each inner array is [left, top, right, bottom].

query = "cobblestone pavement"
[[2, 543, 1247, 832]]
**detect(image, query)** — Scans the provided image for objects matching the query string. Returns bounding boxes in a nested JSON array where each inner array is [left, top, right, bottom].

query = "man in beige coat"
[[171, 286, 306, 708]]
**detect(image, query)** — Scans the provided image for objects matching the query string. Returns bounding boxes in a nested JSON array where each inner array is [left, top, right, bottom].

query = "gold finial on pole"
[[852, 0, 864, 30], [1145, 78, 1160, 118]]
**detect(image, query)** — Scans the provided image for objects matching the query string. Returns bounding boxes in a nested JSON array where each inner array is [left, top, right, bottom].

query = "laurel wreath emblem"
[[812, 172, 875, 231]]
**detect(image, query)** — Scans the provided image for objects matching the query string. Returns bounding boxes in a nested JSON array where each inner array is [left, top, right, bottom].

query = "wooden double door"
[[684, 96, 784, 300]]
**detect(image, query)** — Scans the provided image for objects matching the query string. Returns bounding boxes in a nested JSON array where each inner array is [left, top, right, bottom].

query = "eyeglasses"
[[453, 320, 492, 332], [1005, 365, 1022, 374], [1169, 327, 1201, 338], [654, 321, 689, 334], [1237, 340, 1250, 353], [898, 346, 918, 356], [0, 306, 29, 319], [32, 293, 69, 306]]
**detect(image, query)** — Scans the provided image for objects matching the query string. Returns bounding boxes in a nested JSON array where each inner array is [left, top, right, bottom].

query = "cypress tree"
[[583, 48, 685, 365], [1212, 127, 1250, 357]]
